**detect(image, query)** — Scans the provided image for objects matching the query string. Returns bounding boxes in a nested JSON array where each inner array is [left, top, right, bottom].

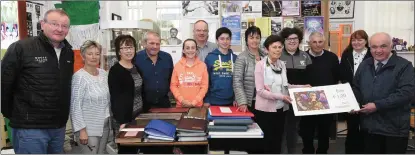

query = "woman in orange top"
[[170, 39, 209, 107]]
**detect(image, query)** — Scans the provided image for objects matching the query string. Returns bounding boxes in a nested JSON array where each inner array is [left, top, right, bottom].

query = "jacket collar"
[[245, 47, 266, 59], [283, 48, 300, 56], [367, 52, 398, 69]]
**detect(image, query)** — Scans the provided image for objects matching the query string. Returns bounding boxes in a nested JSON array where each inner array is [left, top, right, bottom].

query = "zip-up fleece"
[[204, 48, 238, 105]]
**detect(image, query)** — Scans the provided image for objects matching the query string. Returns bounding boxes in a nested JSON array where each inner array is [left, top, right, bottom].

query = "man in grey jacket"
[[352, 32, 415, 154]]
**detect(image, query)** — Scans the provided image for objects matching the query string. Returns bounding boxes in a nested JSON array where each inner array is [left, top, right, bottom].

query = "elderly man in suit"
[[352, 32, 415, 154]]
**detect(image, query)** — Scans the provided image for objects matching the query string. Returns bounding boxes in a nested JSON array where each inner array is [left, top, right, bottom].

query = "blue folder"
[[144, 119, 176, 140]]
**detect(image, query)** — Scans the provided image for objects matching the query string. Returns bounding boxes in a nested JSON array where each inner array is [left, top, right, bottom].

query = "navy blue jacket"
[[135, 50, 173, 110], [352, 53, 415, 137]]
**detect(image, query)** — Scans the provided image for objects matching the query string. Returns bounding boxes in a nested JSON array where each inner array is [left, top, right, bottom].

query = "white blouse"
[[263, 58, 289, 111], [70, 68, 110, 137], [352, 49, 367, 76]]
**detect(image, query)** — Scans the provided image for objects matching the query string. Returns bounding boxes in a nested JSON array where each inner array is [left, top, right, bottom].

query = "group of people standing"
[[2, 9, 414, 154]]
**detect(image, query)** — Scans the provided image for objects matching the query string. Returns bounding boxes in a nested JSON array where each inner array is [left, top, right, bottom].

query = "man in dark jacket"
[[1, 9, 73, 154], [352, 32, 415, 154]]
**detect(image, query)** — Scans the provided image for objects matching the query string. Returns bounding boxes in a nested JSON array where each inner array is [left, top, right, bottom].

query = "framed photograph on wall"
[[111, 13, 122, 20], [329, 1, 355, 19]]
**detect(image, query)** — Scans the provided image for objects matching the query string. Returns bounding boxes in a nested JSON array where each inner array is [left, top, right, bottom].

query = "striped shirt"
[[70, 68, 110, 137]]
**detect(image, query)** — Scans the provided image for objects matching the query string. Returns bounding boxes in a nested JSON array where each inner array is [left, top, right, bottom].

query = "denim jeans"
[[12, 127, 66, 154]]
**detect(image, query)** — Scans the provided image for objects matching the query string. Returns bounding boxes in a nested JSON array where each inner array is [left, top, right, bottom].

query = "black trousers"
[[245, 100, 266, 154], [255, 108, 286, 154], [299, 114, 333, 154], [345, 113, 363, 154], [363, 132, 408, 154], [117, 145, 139, 154]]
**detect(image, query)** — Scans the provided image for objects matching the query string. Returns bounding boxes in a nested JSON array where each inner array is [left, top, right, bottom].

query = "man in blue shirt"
[[135, 31, 173, 110]]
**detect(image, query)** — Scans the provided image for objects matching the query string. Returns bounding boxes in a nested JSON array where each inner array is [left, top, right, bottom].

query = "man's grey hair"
[[308, 31, 325, 41], [43, 9, 70, 22], [369, 32, 393, 46], [80, 40, 102, 57], [142, 30, 161, 43]]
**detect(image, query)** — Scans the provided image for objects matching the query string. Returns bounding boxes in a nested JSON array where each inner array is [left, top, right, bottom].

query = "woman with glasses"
[[339, 30, 372, 154], [70, 40, 110, 154], [254, 35, 308, 153], [108, 35, 143, 154], [279, 27, 312, 154], [170, 39, 208, 108]]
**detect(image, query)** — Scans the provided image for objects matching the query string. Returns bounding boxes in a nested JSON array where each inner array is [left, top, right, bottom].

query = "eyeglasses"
[[195, 29, 208, 33], [120, 46, 134, 51], [45, 21, 69, 30], [286, 37, 299, 42], [370, 44, 389, 50]]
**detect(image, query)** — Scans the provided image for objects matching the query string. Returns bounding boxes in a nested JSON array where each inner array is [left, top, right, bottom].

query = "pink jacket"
[[254, 58, 306, 112], [254, 59, 289, 112]]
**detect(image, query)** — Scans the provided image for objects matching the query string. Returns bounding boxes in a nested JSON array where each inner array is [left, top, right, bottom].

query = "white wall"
[[100, 1, 127, 23], [104, 1, 414, 45]]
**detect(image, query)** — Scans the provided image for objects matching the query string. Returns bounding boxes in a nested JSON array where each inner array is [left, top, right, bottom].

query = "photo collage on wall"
[[238, 0, 325, 51], [26, 1, 44, 37]]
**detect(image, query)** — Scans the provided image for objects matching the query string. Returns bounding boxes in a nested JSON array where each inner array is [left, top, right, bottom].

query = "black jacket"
[[352, 53, 415, 137], [339, 48, 373, 84], [1, 32, 74, 129], [108, 63, 144, 124]]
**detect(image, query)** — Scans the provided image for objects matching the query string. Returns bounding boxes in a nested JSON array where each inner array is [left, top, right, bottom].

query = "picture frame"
[[329, 1, 355, 19], [111, 13, 122, 20]]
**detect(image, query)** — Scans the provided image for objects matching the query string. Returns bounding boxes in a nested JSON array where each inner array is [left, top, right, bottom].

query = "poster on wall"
[[329, 1, 355, 19], [281, 0, 300, 16], [288, 83, 360, 116], [293, 17, 305, 31], [304, 16, 324, 43], [301, 0, 321, 16], [1, 1, 19, 57], [222, 13, 241, 45], [255, 17, 271, 37], [261, 0, 282, 17], [270, 17, 282, 35], [283, 17, 294, 28], [242, 1, 262, 14], [26, 1, 44, 37], [182, 1, 219, 17], [221, 1, 242, 14]]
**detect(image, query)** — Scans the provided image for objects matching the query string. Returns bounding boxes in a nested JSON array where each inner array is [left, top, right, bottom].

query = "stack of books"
[[144, 119, 177, 142], [207, 106, 263, 138], [176, 107, 208, 142]]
